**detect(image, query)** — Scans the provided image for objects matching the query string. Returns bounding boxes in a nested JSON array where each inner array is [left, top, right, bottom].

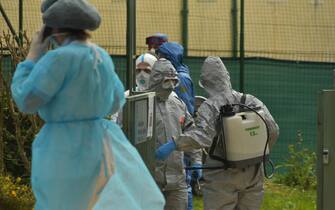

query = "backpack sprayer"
[[186, 96, 274, 179]]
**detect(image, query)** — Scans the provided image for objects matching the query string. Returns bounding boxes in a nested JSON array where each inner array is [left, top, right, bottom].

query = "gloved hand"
[[27, 25, 50, 62], [155, 139, 176, 160], [191, 163, 203, 180]]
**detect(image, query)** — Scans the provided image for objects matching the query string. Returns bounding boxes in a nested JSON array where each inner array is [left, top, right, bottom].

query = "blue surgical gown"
[[11, 41, 165, 210]]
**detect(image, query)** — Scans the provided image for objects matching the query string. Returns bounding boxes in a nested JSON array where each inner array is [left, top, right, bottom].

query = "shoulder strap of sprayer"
[[240, 93, 247, 105], [208, 108, 222, 160], [238, 93, 247, 113]]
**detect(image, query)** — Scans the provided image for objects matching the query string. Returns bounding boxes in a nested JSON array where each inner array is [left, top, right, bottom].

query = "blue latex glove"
[[191, 163, 203, 180], [155, 139, 176, 160]]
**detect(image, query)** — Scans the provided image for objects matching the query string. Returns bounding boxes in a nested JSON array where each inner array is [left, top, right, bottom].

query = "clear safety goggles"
[[135, 67, 151, 74], [162, 78, 179, 89]]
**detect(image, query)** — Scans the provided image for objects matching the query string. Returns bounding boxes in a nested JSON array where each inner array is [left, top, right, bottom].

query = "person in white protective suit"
[[110, 53, 157, 123], [10, 0, 165, 209], [135, 53, 158, 91], [156, 56, 279, 210], [149, 58, 202, 210]]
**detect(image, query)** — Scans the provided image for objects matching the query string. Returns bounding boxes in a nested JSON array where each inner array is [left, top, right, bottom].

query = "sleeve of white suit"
[[175, 101, 218, 151], [182, 107, 203, 164]]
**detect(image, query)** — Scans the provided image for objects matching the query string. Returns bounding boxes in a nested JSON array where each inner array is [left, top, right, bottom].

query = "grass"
[[193, 180, 316, 210], [193, 195, 204, 210]]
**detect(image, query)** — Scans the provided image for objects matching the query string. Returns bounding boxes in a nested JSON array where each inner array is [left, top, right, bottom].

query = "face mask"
[[136, 71, 151, 91]]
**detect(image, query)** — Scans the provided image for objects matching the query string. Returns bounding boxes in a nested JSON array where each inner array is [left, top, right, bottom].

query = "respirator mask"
[[136, 70, 151, 91]]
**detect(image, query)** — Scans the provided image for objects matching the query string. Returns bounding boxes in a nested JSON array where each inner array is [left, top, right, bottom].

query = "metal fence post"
[[231, 0, 238, 59], [126, 0, 136, 95], [182, 0, 189, 56], [239, 0, 245, 93], [19, 0, 23, 46]]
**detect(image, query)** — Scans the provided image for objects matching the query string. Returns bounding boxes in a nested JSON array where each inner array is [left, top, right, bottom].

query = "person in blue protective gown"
[[10, 0, 165, 210]]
